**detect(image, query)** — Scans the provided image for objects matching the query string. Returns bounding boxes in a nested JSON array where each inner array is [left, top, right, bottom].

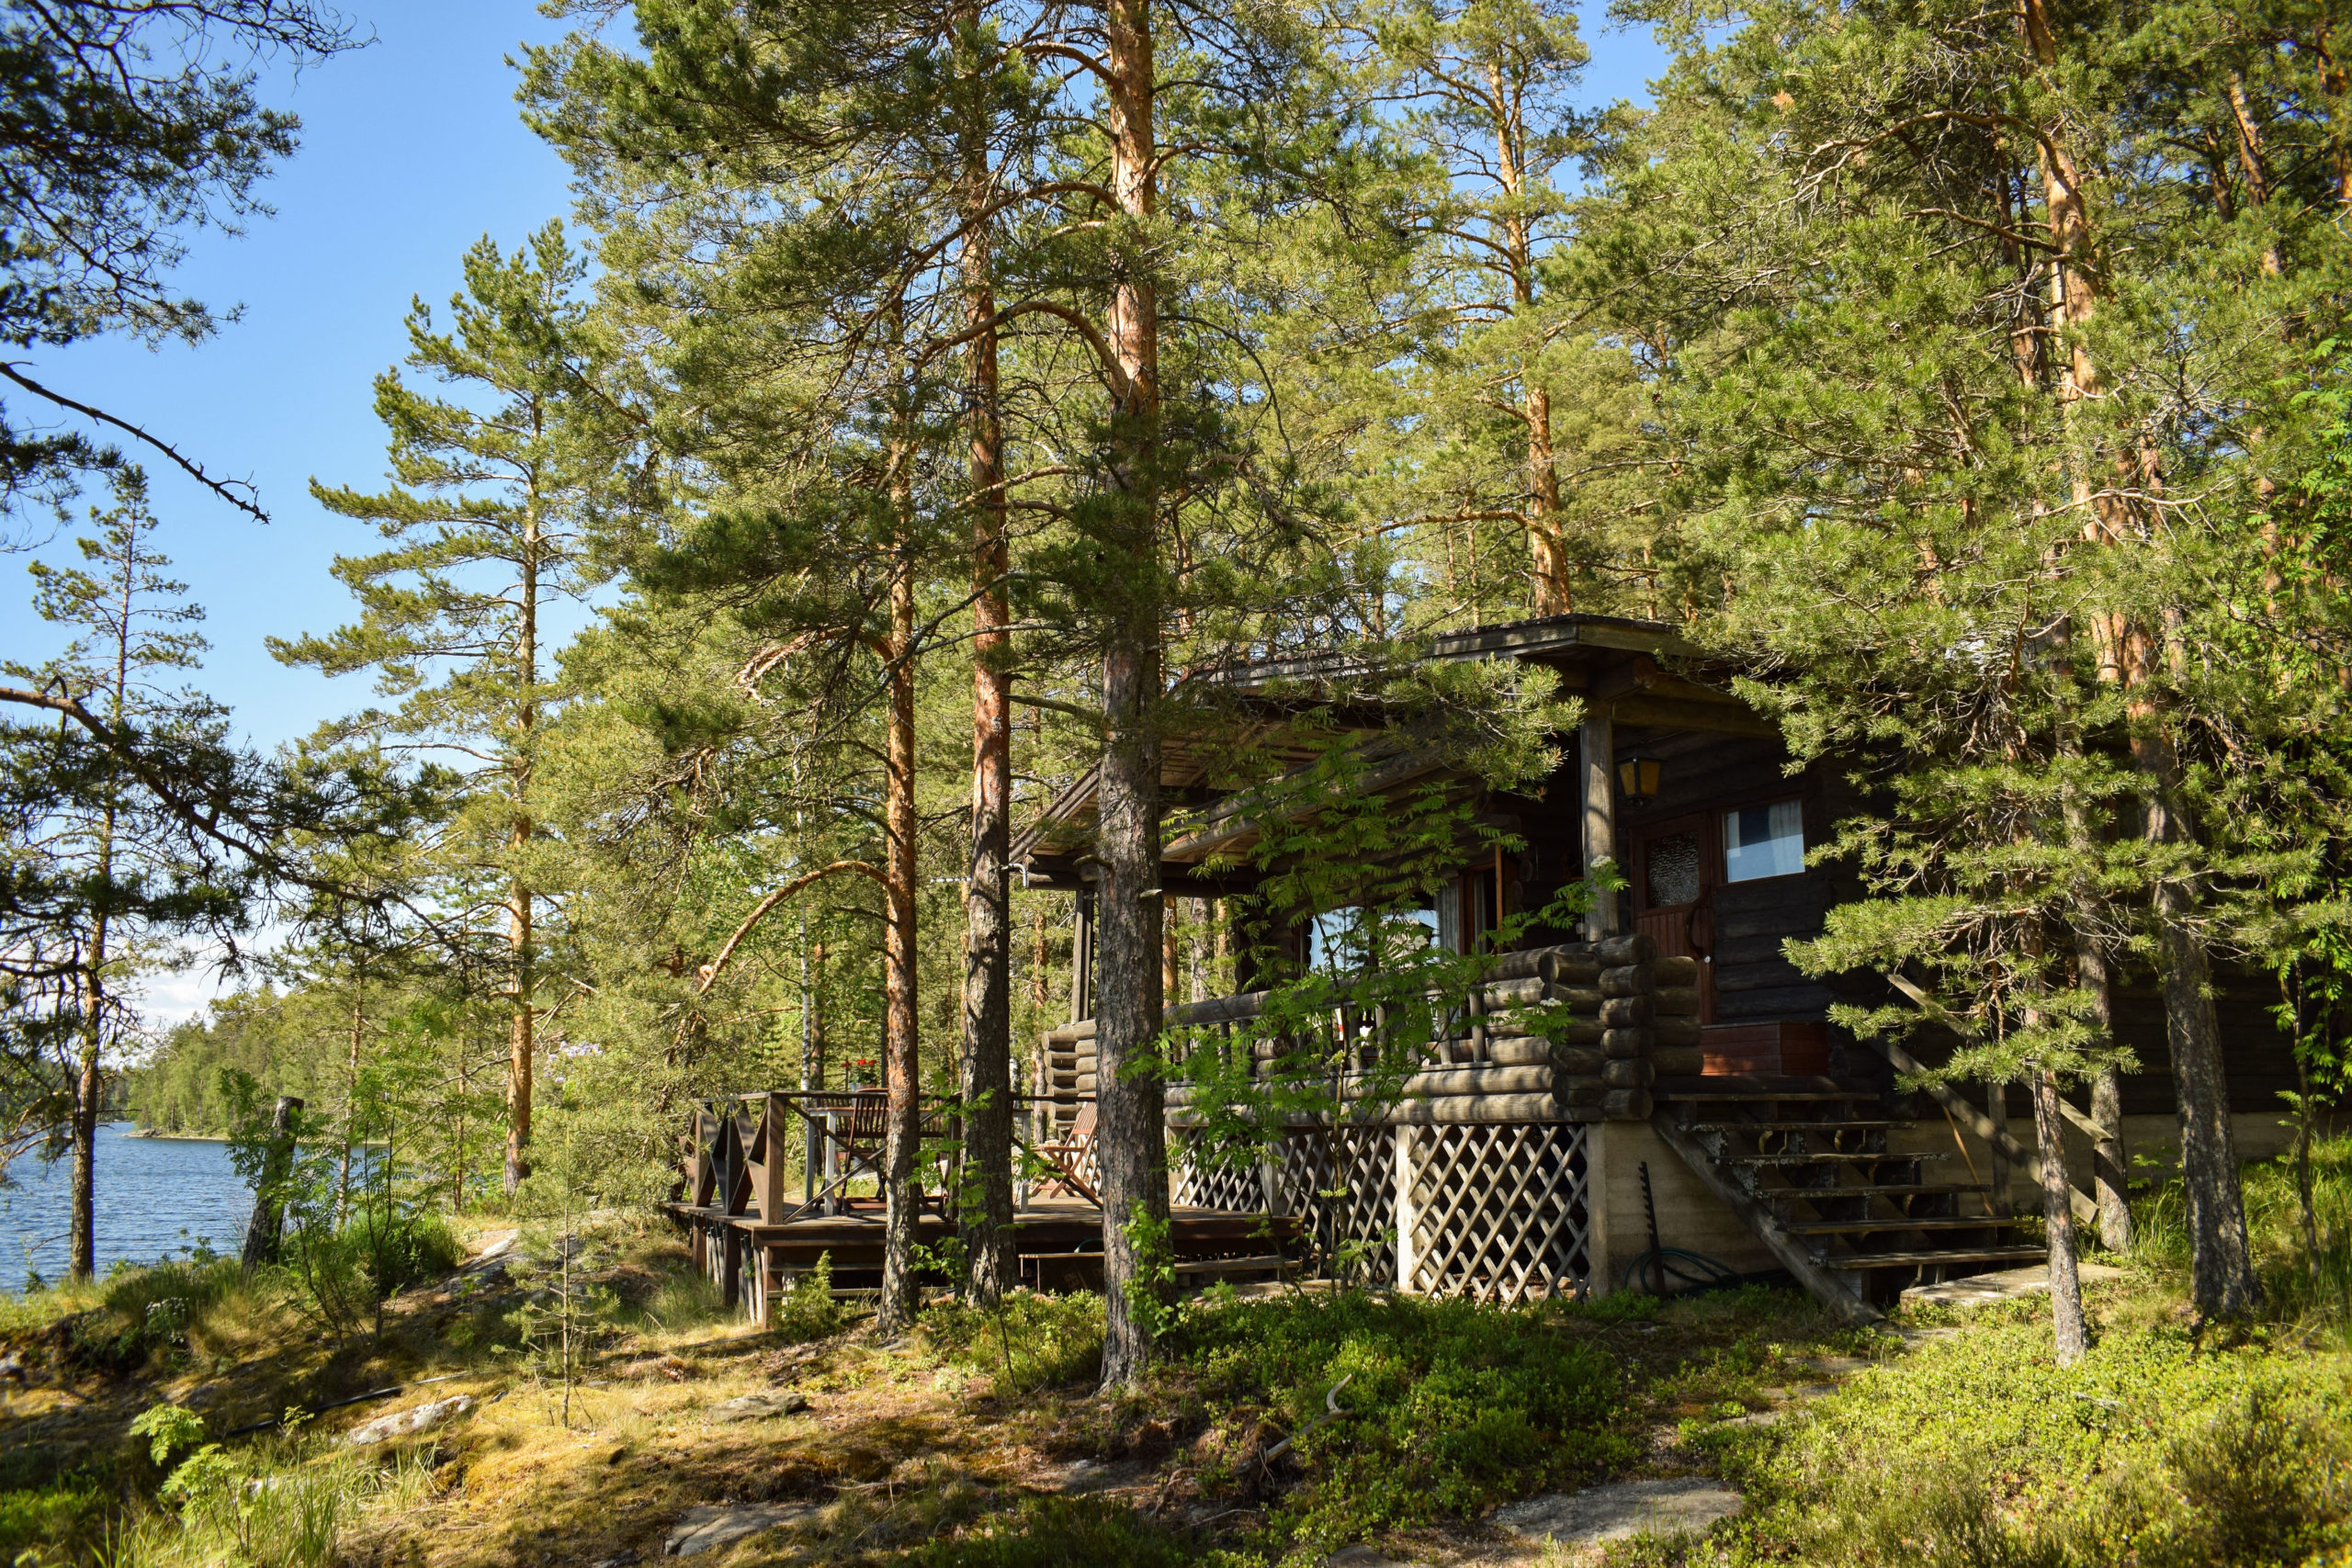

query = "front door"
[[1631, 815, 1715, 1022]]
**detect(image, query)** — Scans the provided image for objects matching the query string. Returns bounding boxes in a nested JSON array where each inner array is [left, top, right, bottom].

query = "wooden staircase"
[[1652, 1081, 2043, 1323]]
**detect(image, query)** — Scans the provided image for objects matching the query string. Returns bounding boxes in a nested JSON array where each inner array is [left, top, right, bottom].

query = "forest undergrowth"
[[6, 1144, 2352, 1568]]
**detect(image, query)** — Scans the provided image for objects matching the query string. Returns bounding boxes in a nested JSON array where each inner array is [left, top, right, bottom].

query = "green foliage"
[[0, 1483, 107, 1565], [1122, 1202, 1181, 1344], [903, 1495, 1200, 1568], [770, 1251, 846, 1344], [1177, 1291, 1632, 1550], [922, 1290, 1106, 1391], [0, 3, 356, 524], [128, 1404, 206, 1469], [98, 1258, 242, 1352], [1724, 1325, 2352, 1568]]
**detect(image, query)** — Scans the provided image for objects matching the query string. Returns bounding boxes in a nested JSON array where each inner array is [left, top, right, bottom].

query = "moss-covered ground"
[[6, 1163, 2352, 1568]]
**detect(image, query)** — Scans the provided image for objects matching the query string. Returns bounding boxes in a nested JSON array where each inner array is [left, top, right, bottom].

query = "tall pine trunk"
[[2020, 0, 2252, 1313], [1490, 66, 1567, 615], [957, 17, 1016, 1303], [2031, 1066, 2088, 1363], [1096, 0, 1170, 1391], [505, 510, 541, 1193], [69, 958, 103, 1280], [878, 464, 925, 1333], [2134, 713, 2257, 1314]]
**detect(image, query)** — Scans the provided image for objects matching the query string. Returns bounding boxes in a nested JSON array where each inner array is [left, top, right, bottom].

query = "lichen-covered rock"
[[346, 1393, 475, 1447], [705, 1391, 808, 1422]]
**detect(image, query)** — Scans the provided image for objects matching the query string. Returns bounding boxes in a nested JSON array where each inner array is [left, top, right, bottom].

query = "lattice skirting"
[[1171, 1131, 1269, 1213], [1270, 1126, 1399, 1285], [1399, 1122, 1589, 1303]]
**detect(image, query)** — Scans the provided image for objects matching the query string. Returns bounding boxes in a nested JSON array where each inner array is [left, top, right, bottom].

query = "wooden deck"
[[669, 1197, 1303, 1316]]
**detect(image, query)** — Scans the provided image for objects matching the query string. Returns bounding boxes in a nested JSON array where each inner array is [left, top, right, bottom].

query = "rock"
[[586, 1553, 639, 1568], [706, 1391, 808, 1422], [662, 1504, 808, 1557], [346, 1394, 476, 1447], [1052, 1457, 1149, 1495], [1326, 1548, 1407, 1567], [1494, 1478, 1742, 1547], [1900, 1261, 2122, 1310], [468, 1231, 520, 1266]]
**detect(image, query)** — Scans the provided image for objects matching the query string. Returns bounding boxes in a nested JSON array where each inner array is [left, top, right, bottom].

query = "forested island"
[[6, 0, 2352, 1564]]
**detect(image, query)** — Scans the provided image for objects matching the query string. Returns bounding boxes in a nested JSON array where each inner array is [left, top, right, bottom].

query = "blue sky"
[[0, 2, 1667, 1021]]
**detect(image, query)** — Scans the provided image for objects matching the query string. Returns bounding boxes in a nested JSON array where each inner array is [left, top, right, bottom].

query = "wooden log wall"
[[1160, 936, 1661, 1127]]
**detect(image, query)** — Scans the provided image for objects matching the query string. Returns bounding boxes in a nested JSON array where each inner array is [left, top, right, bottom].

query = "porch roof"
[[1012, 613, 1775, 891]]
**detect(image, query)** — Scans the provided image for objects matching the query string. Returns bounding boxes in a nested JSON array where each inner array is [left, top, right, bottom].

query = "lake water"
[[0, 1122, 252, 1291]]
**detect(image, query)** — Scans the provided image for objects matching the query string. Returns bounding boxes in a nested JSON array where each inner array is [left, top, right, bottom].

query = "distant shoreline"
[[119, 1127, 231, 1143]]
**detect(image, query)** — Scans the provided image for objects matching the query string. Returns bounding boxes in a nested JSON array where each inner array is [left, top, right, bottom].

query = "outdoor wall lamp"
[[1617, 755, 1664, 806]]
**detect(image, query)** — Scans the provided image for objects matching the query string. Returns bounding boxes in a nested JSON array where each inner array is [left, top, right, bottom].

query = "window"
[[1307, 906, 1439, 972], [1723, 798, 1805, 883]]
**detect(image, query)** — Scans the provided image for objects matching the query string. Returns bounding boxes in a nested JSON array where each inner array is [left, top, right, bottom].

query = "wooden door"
[[1631, 815, 1716, 1022]]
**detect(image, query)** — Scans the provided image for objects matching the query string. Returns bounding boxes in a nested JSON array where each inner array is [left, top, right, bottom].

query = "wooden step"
[[1819, 1246, 2046, 1270], [1783, 1216, 2030, 1236], [1770, 1182, 1988, 1200], [1687, 1121, 1902, 1134], [1173, 1254, 1291, 1278], [1725, 1151, 1945, 1166]]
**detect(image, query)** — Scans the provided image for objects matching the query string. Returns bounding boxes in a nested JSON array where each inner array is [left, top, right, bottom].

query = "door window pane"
[[1645, 832, 1702, 907], [1723, 798, 1805, 882]]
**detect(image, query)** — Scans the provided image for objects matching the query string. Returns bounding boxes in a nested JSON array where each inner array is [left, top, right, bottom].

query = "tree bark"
[[2021, 0, 2249, 1307], [242, 1096, 303, 1267], [69, 973, 102, 1280], [505, 508, 541, 1194], [956, 20, 1016, 1304], [2031, 1068, 2088, 1364], [2136, 724, 2258, 1316], [1096, 0, 1170, 1391], [1489, 62, 1568, 615], [879, 473, 925, 1334]]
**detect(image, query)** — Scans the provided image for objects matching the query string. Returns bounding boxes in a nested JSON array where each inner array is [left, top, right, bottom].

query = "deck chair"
[[1029, 1102, 1102, 1204]]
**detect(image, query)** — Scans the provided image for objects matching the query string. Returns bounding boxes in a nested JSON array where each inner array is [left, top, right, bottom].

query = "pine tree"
[[275, 224, 620, 1194], [1570, 0, 2352, 1327], [0, 3, 357, 531], [8, 468, 238, 1275]]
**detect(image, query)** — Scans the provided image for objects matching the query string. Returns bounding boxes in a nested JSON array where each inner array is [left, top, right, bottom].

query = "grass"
[[1681, 1316, 2352, 1568], [13, 1146, 2352, 1568]]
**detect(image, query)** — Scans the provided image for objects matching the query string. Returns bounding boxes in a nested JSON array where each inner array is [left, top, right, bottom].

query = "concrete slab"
[[1493, 1478, 1742, 1547], [1899, 1261, 2121, 1309]]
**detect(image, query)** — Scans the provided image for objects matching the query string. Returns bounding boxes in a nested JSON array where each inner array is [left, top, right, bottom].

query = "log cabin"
[[995, 611, 2308, 1321]]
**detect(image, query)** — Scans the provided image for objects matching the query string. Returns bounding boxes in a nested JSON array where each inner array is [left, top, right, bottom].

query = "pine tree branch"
[[0, 362, 266, 521], [697, 860, 890, 995]]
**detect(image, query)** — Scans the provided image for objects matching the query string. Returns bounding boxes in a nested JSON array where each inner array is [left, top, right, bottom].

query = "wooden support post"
[[1070, 886, 1095, 1025], [1986, 1079, 2013, 1215], [240, 1096, 302, 1268], [759, 1094, 786, 1223], [1580, 711, 1618, 941], [1394, 1126, 1417, 1293]]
